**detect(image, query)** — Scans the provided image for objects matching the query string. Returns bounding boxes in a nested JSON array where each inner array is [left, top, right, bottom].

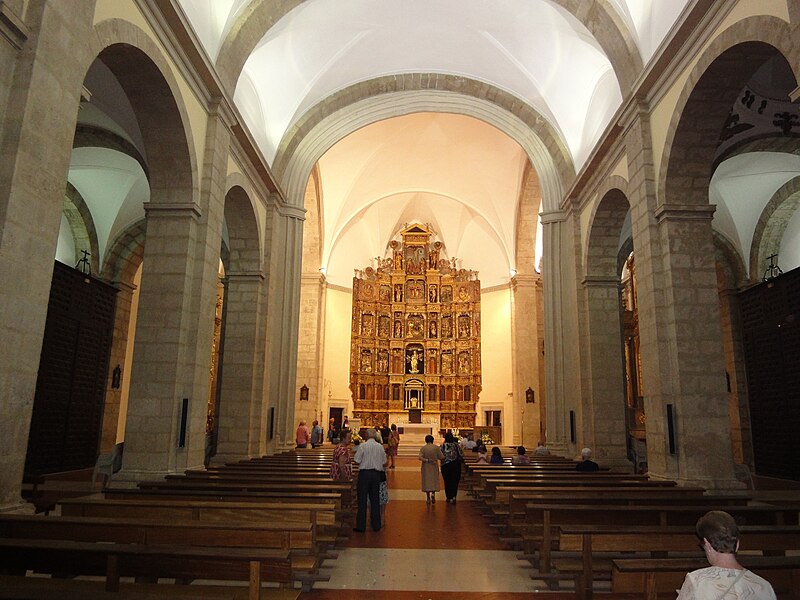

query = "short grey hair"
[[581, 447, 592, 458]]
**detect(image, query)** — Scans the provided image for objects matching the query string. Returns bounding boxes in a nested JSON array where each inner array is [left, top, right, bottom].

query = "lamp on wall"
[[300, 384, 309, 401], [525, 387, 535, 403]]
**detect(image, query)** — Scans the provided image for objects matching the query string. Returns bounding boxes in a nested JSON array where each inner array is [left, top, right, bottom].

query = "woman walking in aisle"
[[440, 431, 465, 503], [386, 424, 400, 468], [419, 434, 443, 504]]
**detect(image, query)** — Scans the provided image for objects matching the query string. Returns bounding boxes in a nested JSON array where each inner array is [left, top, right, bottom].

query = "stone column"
[[214, 271, 267, 461], [100, 280, 137, 452], [0, 2, 94, 511], [295, 272, 327, 427], [718, 287, 753, 468], [511, 274, 541, 446], [120, 106, 229, 480], [581, 276, 629, 469], [540, 210, 571, 456], [265, 205, 306, 452], [625, 111, 738, 489]]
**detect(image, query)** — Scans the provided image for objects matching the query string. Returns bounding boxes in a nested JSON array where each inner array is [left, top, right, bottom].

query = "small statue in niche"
[[429, 242, 441, 269], [429, 284, 438, 303], [442, 352, 453, 375], [378, 316, 390, 338], [391, 240, 403, 270], [361, 351, 372, 372], [407, 349, 422, 374], [379, 285, 390, 302], [377, 352, 388, 373], [458, 286, 470, 301], [394, 284, 403, 302], [429, 320, 437, 338], [394, 320, 402, 338], [458, 352, 470, 374]]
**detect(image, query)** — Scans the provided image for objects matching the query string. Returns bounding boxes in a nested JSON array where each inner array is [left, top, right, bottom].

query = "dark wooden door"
[[25, 262, 117, 475]]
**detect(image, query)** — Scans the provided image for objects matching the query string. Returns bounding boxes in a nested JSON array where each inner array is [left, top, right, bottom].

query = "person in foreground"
[[676, 510, 776, 600], [353, 427, 386, 532]]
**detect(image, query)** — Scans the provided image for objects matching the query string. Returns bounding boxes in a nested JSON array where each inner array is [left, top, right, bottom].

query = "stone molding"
[[654, 203, 716, 223], [0, 1, 28, 51], [143, 201, 202, 219], [581, 275, 619, 288]]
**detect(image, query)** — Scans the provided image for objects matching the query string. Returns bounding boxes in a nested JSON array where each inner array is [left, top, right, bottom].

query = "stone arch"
[[749, 175, 800, 284], [659, 16, 799, 208], [275, 82, 573, 215], [301, 164, 323, 273], [224, 184, 262, 274], [86, 19, 197, 206], [73, 124, 149, 182], [713, 231, 747, 291], [63, 182, 100, 275], [102, 219, 147, 283], [585, 178, 631, 278], [213, 0, 640, 95], [580, 182, 632, 467]]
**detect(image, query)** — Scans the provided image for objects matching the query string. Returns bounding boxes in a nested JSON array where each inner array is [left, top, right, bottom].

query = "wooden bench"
[[0, 514, 320, 586], [0, 538, 290, 600], [105, 487, 343, 510], [136, 479, 353, 507], [612, 556, 800, 599], [60, 495, 339, 528], [556, 524, 800, 599], [518, 503, 800, 569]]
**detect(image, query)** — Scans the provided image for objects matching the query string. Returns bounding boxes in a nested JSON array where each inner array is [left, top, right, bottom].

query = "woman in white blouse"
[[676, 510, 776, 599]]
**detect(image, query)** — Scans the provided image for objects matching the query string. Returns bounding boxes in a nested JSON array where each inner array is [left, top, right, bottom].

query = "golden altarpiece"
[[350, 224, 481, 430]]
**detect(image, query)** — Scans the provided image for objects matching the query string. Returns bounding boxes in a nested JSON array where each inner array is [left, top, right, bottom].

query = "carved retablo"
[[350, 224, 481, 430]]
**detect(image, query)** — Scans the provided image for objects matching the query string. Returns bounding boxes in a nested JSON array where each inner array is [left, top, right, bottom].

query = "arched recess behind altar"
[[349, 224, 482, 431]]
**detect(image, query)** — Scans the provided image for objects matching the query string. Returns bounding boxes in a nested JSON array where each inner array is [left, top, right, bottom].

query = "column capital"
[[111, 280, 138, 294], [655, 203, 716, 223], [276, 203, 307, 221], [581, 275, 620, 288], [539, 209, 567, 225], [143, 202, 202, 219], [226, 270, 264, 282]]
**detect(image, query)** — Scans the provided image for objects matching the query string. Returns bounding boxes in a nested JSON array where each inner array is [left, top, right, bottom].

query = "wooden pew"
[[0, 538, 290, 600], [556, 524, 800, 599], [612, 555, 800, 599], [136, 479, 353, 507], [105, 487, 343, 509], [520, 503, 800, 572], [59, 495, 339, 529], [0, 514, 320, 587]]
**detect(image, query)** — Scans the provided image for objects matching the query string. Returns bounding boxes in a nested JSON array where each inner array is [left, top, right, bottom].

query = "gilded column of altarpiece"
[[350, 224, 481, 430]]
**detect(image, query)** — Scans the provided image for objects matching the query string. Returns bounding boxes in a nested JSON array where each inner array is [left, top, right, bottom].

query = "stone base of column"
[[546, 440, 572, 458], [602, 457, 636, 473]]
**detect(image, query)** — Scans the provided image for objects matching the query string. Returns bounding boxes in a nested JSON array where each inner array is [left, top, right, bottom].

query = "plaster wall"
[[479, 287, 513, 436]]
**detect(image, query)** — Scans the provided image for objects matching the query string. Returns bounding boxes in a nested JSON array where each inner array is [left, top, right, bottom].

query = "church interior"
[[1, 0, 800, 597]]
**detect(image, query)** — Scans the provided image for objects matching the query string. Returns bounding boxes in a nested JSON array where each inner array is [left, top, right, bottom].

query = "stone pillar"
[[120, 106, 229, 480], [266, 205, 305, 452], [295, 272, 327, 427], [625, 111, 738, 489], [100, 280, 137, 452], [0, 2, 94, 511], [719, 286, 753, 468], [511, 274, 541, 447], [540, 210, 571, 456], [581, 276, 629, 469], [214, 271, 267, 461]]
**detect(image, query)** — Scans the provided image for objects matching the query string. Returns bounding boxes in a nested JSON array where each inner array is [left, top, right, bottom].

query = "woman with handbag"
[[440, 431, 464, 504]]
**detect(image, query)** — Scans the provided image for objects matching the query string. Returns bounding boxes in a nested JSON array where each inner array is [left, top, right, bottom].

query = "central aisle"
[[297, 454, 545, 599]]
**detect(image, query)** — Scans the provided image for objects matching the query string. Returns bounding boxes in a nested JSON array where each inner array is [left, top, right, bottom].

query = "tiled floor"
[[302, 458, 544, 599]]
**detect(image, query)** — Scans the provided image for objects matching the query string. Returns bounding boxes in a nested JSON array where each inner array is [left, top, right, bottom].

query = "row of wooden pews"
[[1, 448, 354, 599], [467, 451, 800, 599]]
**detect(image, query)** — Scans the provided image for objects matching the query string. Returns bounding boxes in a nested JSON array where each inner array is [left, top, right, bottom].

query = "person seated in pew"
[[576, 447, 600, 472], [511, 445, 531, 465], [475, 445, 488, 464], [489, 446, 504, 464], [533, 440, 550, 456], [676, 510, 777, 600]]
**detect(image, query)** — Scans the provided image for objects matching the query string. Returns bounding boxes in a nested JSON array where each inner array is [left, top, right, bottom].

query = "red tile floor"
[[297, 456, 572, 600]]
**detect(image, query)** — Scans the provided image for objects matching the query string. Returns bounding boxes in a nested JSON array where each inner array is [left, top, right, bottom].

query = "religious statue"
[[407, 349, 422, 374], [361, 350, 372, 372], [378, 315, 390, 338], [429, 284, 438, 303], [394, 320, 402, 337], [377, 351, 388, 373], [394, 284, 403, 302], [429, 319, 437, 338], [379, 285, 390, 302], [429, 241, 441, 269], [458, 351, 470, 374]]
